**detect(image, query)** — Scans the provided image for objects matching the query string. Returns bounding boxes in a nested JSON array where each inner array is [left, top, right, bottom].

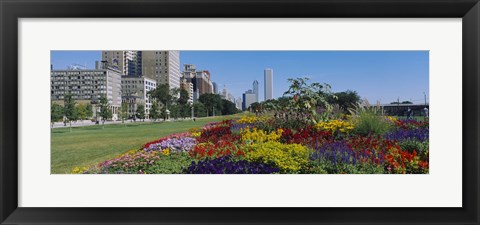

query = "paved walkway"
[[51, 118, 193, 128]]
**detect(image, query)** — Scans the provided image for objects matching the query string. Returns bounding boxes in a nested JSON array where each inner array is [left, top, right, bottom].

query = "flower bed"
[[82, 115, 429, 174]]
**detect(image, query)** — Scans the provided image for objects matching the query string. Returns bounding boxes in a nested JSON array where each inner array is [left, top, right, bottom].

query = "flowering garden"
[[77, 78, 429, 174], [78, 114, 429, 174]]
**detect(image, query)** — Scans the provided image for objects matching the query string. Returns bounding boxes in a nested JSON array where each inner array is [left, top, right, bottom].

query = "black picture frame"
[[1, 0, 479, 224]]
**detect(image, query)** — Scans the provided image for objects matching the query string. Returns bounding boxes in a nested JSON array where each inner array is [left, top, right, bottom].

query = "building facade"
[[253, 80, 259, 103], [236, 97, 243, 110], [50, 63, 122, 120], [101, 51, 140, 76], [121, 76, 156, 118], [264, 68, 273, 101], [182, 64, 214, 100], [242, 89, 256, 111], [181, 78, 194, 104], [141, 51, 181, 90]]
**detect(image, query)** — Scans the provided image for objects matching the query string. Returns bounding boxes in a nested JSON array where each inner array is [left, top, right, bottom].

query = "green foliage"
[[283, 77, 336, 124], [85, 103, 93, 118], [51, 103, 64, 124], [99, 94, 112, 124], [193, 102, 207, 117], [120, 102, 129, 123], [329, 90, 361, 113], [136, 104, 145, 121], [148, 84, 174, 107], [180, 104, 192, 119], [63, 93, 78, 124], [221, 99, 239, 115], [349, 101, 391, 136], [178, 88, 190, 105], [149, 101, 160, 121], [199, 93, 222, 116], [76, 104, 87, 121], [399, 140, 429, 161]]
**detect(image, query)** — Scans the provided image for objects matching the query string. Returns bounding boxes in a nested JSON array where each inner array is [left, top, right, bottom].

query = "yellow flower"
[[246, 141, 309, 173], [315, 120, 355, 133], [71, 166, 88, 174], [162, 148, 171, 155]]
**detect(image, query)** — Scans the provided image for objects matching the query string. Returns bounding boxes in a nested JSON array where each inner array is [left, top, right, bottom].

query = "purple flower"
[[145, 137, 197, 153], [185, 156, 279, 174], [384, 128, 429, 142]]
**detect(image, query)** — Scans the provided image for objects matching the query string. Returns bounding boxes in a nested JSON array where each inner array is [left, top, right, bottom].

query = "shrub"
[[246, 141, 309, 173], [185, 156, 279, 174], [352, 112, 391, 136], [349, 101, 392, 136]]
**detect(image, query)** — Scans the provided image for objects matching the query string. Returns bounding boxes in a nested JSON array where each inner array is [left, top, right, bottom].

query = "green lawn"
[[51, 114, 243, 174]]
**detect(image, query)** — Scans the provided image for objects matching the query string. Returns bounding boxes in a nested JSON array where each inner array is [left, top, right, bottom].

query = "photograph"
[[50, 50, 429, 174]]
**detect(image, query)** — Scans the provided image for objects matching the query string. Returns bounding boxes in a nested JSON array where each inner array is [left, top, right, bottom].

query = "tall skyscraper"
[[242, 89, 256, 111], [102, 51, 140, 75], [141, 51, 181, 90], [212, 82, 219, 94], [253, 80, 259, 103], [102, 50, 180, 90], [264, 68, 273, 101]]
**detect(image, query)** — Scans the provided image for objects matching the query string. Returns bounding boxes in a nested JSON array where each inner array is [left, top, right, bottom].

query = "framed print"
[[1, 0, 479, 224]]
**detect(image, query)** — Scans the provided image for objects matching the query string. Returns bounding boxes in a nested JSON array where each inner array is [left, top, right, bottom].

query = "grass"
[[51, 114, 244, 174]]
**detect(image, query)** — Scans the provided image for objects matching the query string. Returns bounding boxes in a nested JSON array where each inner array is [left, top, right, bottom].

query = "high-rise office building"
[[141, 51, 181, 90], [181, 78, 194, 104], [212, 82, 218, 94], [252, 80, 259, 103], [102, 51, 140, 76], [182, 64, 214, 98], [242, 89, 256, 111], [264, 68, 273, 101], [236, 97, 243, 110], [102, 50, 180, 90]]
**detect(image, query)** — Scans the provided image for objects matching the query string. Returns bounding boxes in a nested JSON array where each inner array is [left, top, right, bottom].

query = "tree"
[[199, 93, 222, 116], [51, 103, 64, 128], [63, 93, 78, 131], [120, 102, 129, 124], [170, 104, 180, 120], [193, 102, 207, 117], [283, 77, 336, 123], [329, 90, 361, 113], [178, 88, 190, 105], [99, 94, 112, 126], [86, 103, 93, 119], [76, 104, 87, 121], [249, 102, 262, 113], [221, 99, 239, 115], [401, 101, 413, 104], [149, 101, 160, 121], [136, 104, 145, 122]]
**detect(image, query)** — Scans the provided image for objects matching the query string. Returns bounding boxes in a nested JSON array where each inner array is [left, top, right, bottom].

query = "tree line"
[[51, 84, 241, 129]]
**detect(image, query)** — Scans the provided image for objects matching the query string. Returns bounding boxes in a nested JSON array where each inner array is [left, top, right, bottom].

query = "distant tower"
[[264, 68, 273, 101], [253, 80, 259, 103], [213, 82, 218, 94]]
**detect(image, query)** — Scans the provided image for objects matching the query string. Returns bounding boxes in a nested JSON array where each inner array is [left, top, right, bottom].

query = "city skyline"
[[51, 50, 429, 104]]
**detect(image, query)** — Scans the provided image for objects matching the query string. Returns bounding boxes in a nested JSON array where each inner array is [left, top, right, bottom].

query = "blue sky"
[[51, 51, 429, 104]]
